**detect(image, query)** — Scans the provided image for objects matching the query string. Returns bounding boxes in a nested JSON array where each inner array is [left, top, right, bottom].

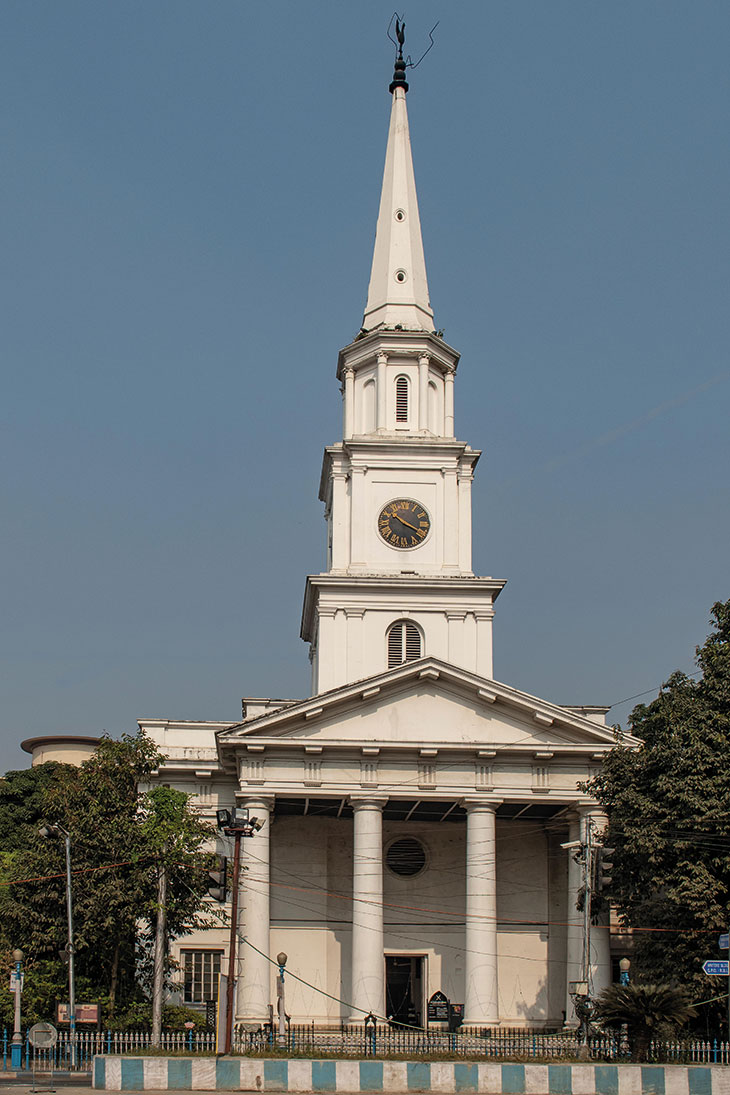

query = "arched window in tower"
[[387, 619, 422, 668], [395, 376, 409, 423]]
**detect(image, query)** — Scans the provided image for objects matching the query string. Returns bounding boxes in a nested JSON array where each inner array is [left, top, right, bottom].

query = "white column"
[[314, 607, 337, 693], [350, 797, 386, 1020], [474, 611, 494, 678], [443, 468, 459, 569], [447, 611, 465, 669], [464, 801, 499, 1025], [346, 608, 364, 682], [457, 469, 473, 572], [330, 471, 349, 571], [237, 796, 273, 1023], [333, 607, 347, 688], [418, 353, 429, 431], [444, 369, 455, 437], [343, 367, 355, 439], [586, 809, 612, 998], [349, 465, 366, 567], [564, 811, 584, 1027], [376, 353, 388, 431]]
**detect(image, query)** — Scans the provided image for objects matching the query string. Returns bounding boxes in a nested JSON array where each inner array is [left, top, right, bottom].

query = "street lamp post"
[[11, 948, 23, 1069], [39, 822, 76, 1069], [276, 952, 287, 1046]]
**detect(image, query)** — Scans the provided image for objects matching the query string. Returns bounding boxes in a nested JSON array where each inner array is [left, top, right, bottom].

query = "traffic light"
[[595, 845, 615, 891], [207, 854, 228, 901]]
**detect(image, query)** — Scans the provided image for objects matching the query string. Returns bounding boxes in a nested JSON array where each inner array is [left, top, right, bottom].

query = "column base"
[[462, 1015, 500, 1028]]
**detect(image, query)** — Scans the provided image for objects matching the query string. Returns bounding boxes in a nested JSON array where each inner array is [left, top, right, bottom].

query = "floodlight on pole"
[[215, 807, 266, 1054]]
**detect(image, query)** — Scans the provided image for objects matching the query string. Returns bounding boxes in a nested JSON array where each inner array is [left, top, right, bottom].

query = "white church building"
[[141, 53, 635, 1031]]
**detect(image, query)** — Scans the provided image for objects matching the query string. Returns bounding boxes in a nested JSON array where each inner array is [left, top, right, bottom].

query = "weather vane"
[[387, 13, 439, 71]]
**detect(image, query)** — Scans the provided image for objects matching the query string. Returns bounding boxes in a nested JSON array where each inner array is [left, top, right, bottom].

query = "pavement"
[[0, 1088, 249, 1094], [0, 1085, 229, 1094]]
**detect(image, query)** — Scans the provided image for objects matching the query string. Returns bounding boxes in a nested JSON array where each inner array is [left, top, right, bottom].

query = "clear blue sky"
[[2, 1, 728, 772]]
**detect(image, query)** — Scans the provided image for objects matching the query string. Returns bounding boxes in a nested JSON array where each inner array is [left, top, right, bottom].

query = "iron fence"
[[1, 1027, 216, 1072], [2, 1025, 728, 1073], [236, 1024, 730, 1064]]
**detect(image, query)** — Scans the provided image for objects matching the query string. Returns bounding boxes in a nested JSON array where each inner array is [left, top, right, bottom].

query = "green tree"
[[586, 600, 730, 1027], [594, 983, 696, 1061], [0, 731, 217, 1027]]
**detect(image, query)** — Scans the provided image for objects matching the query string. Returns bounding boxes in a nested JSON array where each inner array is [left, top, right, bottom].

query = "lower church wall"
[[94, 1058, 724, 1094]]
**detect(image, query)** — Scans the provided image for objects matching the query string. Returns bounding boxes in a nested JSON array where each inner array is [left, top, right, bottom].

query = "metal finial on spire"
[[388, 15, 409, 93], [387, 17, 440, 94]]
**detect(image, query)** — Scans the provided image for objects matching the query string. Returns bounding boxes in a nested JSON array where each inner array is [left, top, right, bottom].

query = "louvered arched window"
[[387, 620, 422, 668], [395, 376, 409, 423]]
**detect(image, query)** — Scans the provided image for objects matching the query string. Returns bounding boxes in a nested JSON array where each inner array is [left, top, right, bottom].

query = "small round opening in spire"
[[394, 269, 408, 284], [394, 208, 407, 223]]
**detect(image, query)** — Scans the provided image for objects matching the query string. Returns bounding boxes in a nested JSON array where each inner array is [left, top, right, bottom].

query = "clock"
[[378, 498, 431, 549]]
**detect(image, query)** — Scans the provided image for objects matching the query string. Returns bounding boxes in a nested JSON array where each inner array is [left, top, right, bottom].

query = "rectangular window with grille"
[[395, 377, 409, 422], [182, 950, 223, 1004]]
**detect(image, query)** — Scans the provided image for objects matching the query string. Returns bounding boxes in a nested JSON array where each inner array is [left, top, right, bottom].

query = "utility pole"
[[39, 823, 76, 1070], [224, 827, 243, 1055], [581, 822, 593, 990], [151, 857, 168, 1046]]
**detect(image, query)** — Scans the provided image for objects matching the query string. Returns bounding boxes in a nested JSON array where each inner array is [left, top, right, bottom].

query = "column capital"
[[350, 795, 388, 811], [235, 793, 275, 811], [584, 808, 609, 833], [462, 797, 502, 813], [376, 351, 388, 366], [343, 365, 355, 378]]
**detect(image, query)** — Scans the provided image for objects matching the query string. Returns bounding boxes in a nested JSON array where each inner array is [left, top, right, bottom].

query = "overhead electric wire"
[[607, 669, 702, 709]]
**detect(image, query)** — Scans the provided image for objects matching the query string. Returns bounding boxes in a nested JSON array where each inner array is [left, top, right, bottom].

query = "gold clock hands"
[[395, 514, 421, 533]]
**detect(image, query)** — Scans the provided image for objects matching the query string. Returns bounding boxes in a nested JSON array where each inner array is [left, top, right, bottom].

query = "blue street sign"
[[719, 934, 729, 950], [703, 960, 730, 976]]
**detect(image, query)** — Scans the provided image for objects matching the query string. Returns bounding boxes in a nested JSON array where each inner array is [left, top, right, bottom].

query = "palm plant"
[[594, 983, 696, 1062]]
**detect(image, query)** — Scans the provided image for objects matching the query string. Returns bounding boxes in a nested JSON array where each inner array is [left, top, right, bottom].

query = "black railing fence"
[[3, 1024, 729, 1073], [235, 1024, 729, 1065]]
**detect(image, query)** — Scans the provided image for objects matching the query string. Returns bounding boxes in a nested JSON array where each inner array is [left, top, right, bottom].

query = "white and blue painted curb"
[[92, 1056, 729, 1093]]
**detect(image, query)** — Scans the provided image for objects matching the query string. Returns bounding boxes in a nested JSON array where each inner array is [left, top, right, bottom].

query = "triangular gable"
[[217, 657, 638, 753]]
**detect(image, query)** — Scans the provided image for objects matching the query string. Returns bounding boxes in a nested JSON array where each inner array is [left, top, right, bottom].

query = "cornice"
[[301, 574, 506, 641], [216, 655, 637, 761], [336, 329, 460, 381]]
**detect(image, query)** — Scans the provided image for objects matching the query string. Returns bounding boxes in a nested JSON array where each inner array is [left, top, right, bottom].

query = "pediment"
[[217, 658, 637, 756]]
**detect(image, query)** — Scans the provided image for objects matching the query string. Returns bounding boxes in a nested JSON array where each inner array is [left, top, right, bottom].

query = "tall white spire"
[[362, 68, 434, 333]]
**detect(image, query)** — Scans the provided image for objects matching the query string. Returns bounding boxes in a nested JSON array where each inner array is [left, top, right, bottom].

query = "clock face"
[[378, 498, 431, 549]]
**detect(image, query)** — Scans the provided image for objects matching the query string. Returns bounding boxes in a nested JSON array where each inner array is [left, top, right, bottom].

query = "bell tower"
[[301, 46, 505, 694]]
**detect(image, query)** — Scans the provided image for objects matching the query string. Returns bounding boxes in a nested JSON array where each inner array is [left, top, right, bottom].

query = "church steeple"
[[301, 45, 506, 697], [362, 48, 434, 333]]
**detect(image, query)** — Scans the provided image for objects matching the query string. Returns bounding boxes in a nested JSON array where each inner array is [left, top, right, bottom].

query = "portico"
[[207, 659, 624, 1028]]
